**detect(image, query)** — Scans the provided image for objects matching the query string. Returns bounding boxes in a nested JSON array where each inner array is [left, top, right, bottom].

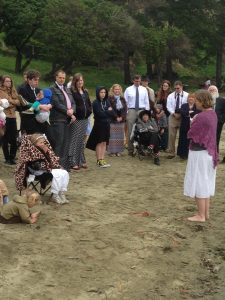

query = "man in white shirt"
[[166, 81, 189, 158], [124, 74, 149, 155]]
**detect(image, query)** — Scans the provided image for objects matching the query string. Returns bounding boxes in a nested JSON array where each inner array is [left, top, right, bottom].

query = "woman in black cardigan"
[[69, 73, 92, 170]]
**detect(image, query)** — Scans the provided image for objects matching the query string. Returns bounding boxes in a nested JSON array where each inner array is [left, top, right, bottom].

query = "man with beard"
[[208, 85, 225, 162]]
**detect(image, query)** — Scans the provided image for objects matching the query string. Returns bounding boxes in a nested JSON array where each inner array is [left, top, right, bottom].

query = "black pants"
[[20, 113, 48, 134], [47, 121, 70, 169], [138, 132, 160, 154], [2, 118, 18, 161], [217, 121, 224, 152]]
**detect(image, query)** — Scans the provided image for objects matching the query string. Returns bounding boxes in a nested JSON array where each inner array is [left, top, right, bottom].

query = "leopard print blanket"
[[15, 135, 60, 191]]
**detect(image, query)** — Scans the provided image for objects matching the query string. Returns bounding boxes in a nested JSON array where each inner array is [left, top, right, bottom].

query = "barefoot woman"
[[184, 90, 218, 222]]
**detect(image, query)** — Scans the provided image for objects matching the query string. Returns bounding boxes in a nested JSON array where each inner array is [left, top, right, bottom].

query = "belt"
[[129, 108, 145, 110]]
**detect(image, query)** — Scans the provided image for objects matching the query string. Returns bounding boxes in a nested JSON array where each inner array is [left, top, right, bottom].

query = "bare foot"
[[187, 215, 206, 222]]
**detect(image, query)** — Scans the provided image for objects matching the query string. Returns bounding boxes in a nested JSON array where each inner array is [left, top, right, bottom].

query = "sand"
[[1, 141, 225, 300]]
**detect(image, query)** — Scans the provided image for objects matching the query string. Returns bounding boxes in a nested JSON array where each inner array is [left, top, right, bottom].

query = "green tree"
[[1, 0, 47, 73]]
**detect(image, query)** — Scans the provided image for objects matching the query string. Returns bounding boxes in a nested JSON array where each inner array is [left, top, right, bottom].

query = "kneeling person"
[[0, 190, 40, 224]]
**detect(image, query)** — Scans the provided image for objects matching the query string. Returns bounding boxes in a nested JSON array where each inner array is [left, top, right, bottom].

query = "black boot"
[[154, 157, 160, 166]]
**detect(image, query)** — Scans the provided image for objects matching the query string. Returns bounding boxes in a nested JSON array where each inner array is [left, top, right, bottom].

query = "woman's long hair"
[[0, 75, 18, 97], [156, 80, 172, 103]]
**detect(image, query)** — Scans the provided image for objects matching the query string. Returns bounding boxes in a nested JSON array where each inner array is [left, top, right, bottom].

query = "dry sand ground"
[[1, 136, 225, 300]]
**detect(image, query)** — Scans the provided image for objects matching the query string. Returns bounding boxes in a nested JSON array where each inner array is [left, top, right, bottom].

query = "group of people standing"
[[0, 69, 224, 223]]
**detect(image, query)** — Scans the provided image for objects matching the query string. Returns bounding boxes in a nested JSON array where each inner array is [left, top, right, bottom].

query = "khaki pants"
[[168, 114, 181, 156], [127, 109, 143, 153]]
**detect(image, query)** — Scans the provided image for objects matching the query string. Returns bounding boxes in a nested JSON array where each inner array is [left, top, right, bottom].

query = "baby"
[[28, 88, 52, 124], [0, 189, 40, 224]]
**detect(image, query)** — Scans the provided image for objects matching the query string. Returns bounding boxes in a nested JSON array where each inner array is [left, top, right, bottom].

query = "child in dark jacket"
[[86, 86, 116, 167]]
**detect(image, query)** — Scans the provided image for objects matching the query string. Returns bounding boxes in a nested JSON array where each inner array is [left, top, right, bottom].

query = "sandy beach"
[[1, 136, 225, 300]]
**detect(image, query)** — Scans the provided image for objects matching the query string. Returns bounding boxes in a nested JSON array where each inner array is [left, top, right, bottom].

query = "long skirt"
[[107, 122, 125, 154], [184, 150, 216, 198], [68, 119, 88, 167]]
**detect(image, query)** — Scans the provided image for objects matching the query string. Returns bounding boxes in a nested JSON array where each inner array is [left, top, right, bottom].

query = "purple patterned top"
[[188, 110, 218, 168]]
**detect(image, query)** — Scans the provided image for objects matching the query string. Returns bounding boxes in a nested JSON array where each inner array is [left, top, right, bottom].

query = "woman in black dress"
[[86, 86, 116, 168], [177, 93, 199, 159]]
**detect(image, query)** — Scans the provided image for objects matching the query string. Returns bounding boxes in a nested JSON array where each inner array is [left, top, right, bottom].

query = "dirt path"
[[0, 143, 225, 299]]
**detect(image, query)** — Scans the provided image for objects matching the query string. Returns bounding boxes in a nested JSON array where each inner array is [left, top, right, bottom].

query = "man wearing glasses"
[[166, 81, 189, 159]]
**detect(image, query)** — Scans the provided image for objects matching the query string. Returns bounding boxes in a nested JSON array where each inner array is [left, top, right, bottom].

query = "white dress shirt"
[[124, 84, 150, 110], [166, 90, 189, 114]]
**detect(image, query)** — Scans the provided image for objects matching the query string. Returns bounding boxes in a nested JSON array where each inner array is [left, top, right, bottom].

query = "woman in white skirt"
[[184, 90, 218, 222]]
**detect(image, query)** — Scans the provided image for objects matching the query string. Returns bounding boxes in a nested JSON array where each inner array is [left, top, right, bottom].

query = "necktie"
[[135, 86, 139, 110], [32, 88, 36, 97], [175, 93, 180, 111], [60, 86, 72, 109]]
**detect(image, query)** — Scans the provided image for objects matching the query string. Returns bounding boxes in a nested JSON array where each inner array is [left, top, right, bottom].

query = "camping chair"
[[26, 172, 53, 196]]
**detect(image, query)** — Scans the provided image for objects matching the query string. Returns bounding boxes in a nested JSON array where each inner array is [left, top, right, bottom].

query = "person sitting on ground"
[[0, 179, 9, 206], [0, 189, 40, 224], [27, 88, 52, 124], [134, 110, 160, 165], [15, 133, 70, 204]]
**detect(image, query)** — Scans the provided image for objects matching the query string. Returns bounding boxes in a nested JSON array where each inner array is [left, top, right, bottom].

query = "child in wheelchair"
[[131, 110, 160, 165]]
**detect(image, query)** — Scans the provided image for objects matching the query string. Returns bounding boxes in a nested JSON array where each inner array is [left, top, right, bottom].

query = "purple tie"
[[175, 93, 180, 111], [60, 86, 72, 109]]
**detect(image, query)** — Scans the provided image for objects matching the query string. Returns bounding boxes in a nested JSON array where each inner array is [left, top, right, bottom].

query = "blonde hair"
[[188, 93, 195, 99], [195, 90, 213, 109], [30, 133, 46, 145], [24, 189, 40, 204], [109, 84, 123, 97]]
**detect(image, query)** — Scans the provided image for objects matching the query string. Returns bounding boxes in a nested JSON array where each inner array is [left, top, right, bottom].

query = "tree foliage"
[[1, 0, 47, 72]]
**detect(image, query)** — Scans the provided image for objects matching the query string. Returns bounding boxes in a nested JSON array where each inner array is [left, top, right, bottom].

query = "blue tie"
[[135, 87, 139, 110]]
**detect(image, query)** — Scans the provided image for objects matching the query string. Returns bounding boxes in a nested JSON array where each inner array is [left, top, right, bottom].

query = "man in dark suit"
[[17, 69, 48, 134], [208, 85, 225, 162], [48, 70, 75, 170]]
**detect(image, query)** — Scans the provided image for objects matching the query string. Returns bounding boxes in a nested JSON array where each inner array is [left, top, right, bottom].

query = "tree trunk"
[[15, 50, 22, 73], [216, 41, 223, 88], [155, 63, 162, 86], [165, 55, 173, 81], [21, 57, 33, 73], [124, 50, 131, 85], [146, 60, 153, 79]]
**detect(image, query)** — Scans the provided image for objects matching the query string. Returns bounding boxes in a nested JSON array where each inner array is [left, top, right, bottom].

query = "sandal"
[[72, 166, 80, 170], [81, 164, 88, 169], [109, 153, 116, 157], [116, 153, 121, 157]]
